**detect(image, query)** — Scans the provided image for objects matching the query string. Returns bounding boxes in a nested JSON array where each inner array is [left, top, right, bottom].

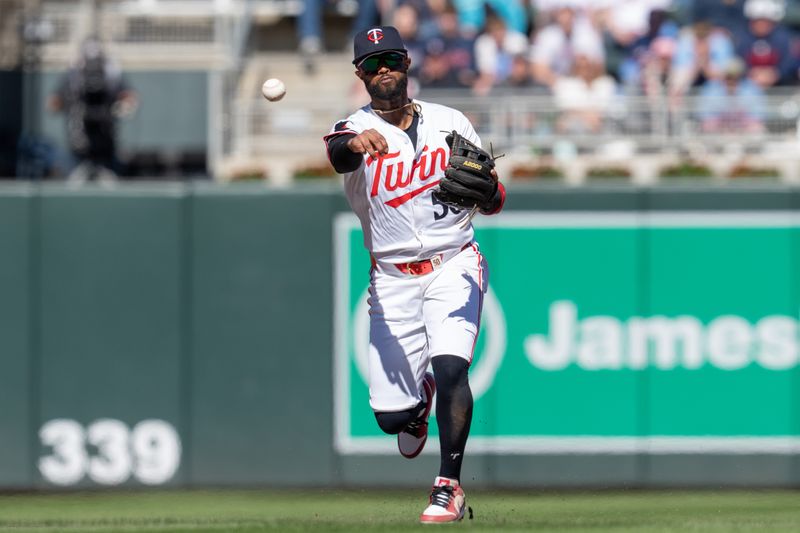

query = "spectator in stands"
[[691, 0, 747, 35], [503, 54, 535, 88], [617, 9, 679, 90], [418, 6, 477, 89], [392, 3, 427, 82], [433, 3, 477, 47], [393, 0, 450, 41], [48, 36, 137, 183], [419, 38, 467, 87], [298, 0, 379, 71], [697, 57, 765, 132], [353, 0, 382, 29], [601, 0, 674, 49], [595, 0, 673, 77], [640, 34, 679, 98], [473, 13, 530, 95], [552, 51, 617, 133], [531, 5, 605, 89], [670, 20, 736, 96], [452, 0, 529, 36], [734, 0, 795, 88]]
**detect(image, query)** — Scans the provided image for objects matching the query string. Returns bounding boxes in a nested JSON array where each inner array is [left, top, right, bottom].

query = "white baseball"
[[261, 78, 286, 102]]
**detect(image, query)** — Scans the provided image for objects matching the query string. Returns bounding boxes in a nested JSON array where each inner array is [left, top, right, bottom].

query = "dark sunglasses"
[[358, 52, 407, 73]]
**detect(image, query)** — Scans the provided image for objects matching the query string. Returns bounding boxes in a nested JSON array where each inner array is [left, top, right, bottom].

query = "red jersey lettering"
[[370, 145, 448, 199]]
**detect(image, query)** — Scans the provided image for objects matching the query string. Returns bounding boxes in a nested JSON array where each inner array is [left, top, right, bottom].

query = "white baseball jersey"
[[326, 99, 490, 412], [325, 99, 480, 263]]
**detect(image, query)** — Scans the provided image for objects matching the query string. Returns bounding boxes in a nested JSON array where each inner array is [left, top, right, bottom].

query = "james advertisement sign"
[[334, 212, 800, 454]]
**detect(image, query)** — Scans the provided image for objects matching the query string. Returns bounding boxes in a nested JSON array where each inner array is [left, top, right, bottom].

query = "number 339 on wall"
[[38, 418, 181, 486]]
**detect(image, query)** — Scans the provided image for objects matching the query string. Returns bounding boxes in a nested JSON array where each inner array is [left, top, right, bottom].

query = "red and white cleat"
[[420, 477, 466, 524], [398, 372, 436, 459]]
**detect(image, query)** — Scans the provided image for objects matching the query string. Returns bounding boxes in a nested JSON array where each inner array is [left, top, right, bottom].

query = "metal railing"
[[416, 89, 800, 155], [224, 88, 800, 161], [215, 85, 800, 183]]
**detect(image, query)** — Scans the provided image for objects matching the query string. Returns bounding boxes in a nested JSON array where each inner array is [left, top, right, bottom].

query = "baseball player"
[[324, 26, 505, 523]]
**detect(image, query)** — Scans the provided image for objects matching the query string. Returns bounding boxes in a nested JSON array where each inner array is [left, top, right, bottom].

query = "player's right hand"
[[346, 129, 388, 159]]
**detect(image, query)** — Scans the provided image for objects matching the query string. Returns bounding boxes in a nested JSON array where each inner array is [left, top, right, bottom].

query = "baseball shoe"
[[398, 372, 436, 459], [420, 477, 466, 524]]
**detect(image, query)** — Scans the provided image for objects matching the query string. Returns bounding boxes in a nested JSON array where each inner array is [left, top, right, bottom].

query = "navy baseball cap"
[[352, 26, 407, 65]]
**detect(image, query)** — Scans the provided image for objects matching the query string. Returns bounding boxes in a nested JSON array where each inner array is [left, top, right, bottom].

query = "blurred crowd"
[[344, 0, 800, 134]]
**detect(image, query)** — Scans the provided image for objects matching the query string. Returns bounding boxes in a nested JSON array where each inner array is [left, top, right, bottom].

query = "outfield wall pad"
[[1, 182, 799, 489]]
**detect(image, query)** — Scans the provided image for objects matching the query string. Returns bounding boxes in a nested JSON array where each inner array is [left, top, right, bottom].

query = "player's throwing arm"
[[346, 129, 388, 159]]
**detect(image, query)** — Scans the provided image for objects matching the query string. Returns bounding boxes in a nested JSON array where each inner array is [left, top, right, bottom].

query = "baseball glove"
[[433, 131, 497, 211]]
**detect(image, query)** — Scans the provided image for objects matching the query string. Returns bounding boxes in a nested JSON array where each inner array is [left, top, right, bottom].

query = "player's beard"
[[366, 72, 408, 101]]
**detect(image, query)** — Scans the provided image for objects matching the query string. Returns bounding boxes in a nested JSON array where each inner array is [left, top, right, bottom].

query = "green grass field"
[[1, 489, 799, 532]]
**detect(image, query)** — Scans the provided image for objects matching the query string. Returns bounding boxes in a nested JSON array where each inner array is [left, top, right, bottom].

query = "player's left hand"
[[434, 131, 497, 211]]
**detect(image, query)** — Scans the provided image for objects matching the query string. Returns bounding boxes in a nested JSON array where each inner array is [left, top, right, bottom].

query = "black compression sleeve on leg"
[[431, 355, 473, 482], [374, 405, 419, 435]]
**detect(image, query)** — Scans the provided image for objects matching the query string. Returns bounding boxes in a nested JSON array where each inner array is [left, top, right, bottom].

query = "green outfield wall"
[[2, 182, 800, 490]]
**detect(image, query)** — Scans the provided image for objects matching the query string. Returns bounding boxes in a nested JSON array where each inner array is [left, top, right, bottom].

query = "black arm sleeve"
[[326, 134, 363, 174]]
